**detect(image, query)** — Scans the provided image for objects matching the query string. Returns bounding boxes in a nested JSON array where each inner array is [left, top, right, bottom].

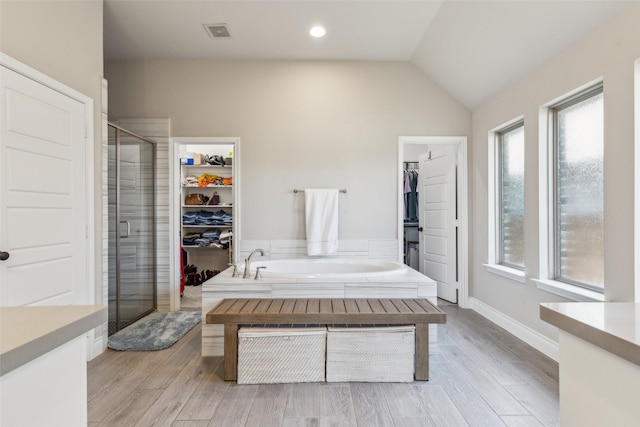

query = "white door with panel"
[[419, 145, 458, 303], [0, 63, 88, 306]]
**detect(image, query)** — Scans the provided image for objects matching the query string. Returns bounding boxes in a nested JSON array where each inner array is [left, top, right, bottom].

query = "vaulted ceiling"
[[104, 0, 635, 109]]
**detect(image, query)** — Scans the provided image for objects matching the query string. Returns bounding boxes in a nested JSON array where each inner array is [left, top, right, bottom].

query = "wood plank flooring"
[[87, 304, 559, 426]]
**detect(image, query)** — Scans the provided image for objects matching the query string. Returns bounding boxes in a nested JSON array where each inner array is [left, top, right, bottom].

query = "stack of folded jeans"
[[182, 210, 232, 226], [182, 232, 201, 246], [195, 228, 222, 247], [183, 228, 230, 248], [182, 211, 199, 225]]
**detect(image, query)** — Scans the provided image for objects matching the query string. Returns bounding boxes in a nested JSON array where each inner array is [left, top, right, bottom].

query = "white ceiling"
[[104, 0, 636, 109]]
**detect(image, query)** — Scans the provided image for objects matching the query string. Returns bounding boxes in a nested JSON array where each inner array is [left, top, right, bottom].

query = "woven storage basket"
[[326, 325, 415, 382], [237, 326, 326, 384]]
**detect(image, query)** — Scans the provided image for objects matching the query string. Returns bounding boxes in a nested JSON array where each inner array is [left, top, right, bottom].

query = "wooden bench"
[[206, 298, 446, 381]]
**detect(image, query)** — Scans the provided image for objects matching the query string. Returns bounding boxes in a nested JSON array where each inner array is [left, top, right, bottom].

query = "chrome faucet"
[[243, 248, 265, 278]]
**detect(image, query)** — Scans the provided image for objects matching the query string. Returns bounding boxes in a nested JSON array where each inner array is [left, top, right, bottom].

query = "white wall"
[[470, 3, 640, 342], [105, 60, 471, 245], [0, 1, 104, 306]]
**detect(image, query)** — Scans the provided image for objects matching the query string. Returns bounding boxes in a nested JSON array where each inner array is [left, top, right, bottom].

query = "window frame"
[[496, 120, 525, 271], [550, 85, 604, 291], [485, 117, 526, 284], [535, 80, 605, 301]]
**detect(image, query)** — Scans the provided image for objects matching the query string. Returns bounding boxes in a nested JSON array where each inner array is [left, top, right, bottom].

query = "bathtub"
[[202, 257, 438, 357], [246, 258, 407, 279]]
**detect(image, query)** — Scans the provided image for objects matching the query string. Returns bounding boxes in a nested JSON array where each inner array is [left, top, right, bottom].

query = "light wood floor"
[[88, 305, 559, 427], [180, 284, 202, 311]]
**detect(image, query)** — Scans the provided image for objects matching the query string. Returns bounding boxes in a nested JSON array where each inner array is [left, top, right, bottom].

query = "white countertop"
[[540, 302, 640, 366], [0, 305, 107, 376]]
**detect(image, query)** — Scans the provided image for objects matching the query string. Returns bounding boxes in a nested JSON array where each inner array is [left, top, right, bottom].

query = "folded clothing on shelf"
[[183, 228, 232, 249], [183, 174, 232, 188], [182, 176, 199, 186], [197, 174, 220, 187], [183, 210, 232, 226]]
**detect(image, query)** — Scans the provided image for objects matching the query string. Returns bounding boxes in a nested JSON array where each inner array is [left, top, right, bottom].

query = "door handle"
[[119, 221, 131, 238], [0, 251, 9, 261], [418, 227, 423, 232]]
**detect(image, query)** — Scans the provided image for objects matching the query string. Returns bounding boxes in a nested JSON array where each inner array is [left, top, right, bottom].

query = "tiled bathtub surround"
[[201, 260, 438, 356], [236, 239, 399, 262]]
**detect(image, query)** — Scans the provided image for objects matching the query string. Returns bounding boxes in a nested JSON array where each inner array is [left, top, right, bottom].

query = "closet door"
[[419, 145, 458, 303], [0, 62, 88, 306]]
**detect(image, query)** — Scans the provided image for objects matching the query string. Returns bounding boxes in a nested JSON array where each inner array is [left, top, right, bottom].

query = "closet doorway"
[[398, 136, 469, 307], [170, 137, 240, 311], [108, 123, 157, 335]]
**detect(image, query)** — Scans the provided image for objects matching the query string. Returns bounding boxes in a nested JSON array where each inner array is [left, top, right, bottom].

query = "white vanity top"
[[0, 305, 107, 376], [540, 302, 640, 366]]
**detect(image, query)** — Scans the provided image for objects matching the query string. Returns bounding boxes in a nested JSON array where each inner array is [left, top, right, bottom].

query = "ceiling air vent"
[[204, 24, 231, 39]]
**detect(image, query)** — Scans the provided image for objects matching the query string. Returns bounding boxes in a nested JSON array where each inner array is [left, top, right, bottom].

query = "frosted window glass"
[[499, 125, 525, 269], [555, 91, 604, 288]]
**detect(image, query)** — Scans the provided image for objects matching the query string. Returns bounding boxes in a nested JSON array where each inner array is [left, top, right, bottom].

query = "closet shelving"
[[180, 163, 233, 250]]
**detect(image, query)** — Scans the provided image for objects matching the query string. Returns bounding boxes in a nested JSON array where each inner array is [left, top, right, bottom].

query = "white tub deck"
[[245, 258, 408, 278], [201, 262, 438, 356]]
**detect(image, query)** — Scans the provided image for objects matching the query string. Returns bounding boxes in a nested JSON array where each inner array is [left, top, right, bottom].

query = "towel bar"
[[293, 189, 347, 193]]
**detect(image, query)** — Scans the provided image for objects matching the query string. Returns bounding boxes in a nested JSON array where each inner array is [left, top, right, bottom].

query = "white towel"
[[305, 189, 339, 256]]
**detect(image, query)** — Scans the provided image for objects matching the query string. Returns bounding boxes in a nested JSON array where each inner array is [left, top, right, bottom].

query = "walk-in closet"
[[172, 138, 239, 304]]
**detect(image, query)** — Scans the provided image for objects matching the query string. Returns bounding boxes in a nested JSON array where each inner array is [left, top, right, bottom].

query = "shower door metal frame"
[[109, 122, 157, 334]]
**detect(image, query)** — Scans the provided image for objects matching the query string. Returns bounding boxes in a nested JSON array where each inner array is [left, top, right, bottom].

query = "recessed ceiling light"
[[309, 26, 326, 38]]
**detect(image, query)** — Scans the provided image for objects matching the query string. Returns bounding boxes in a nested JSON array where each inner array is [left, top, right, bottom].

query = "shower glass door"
[[108, 124, 156, 335]]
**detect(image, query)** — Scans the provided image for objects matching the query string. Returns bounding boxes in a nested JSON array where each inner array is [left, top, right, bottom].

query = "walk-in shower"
[[108, 123, 156, 335]]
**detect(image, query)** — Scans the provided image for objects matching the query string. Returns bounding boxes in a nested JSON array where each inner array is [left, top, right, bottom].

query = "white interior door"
[[0, 63, 88, 306], [419, 145, 458, 303]]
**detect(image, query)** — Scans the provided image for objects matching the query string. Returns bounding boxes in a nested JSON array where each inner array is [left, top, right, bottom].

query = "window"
[[551, 84, 604, 290], [485, 118, 525, 283], [497, 121, 525, 269]]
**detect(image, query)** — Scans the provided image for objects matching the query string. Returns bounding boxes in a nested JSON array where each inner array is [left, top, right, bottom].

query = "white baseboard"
[[469, 297, 559, 362]]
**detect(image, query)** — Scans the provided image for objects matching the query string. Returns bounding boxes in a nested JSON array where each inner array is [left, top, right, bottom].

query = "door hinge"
[[84, 124, 88, 139]]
